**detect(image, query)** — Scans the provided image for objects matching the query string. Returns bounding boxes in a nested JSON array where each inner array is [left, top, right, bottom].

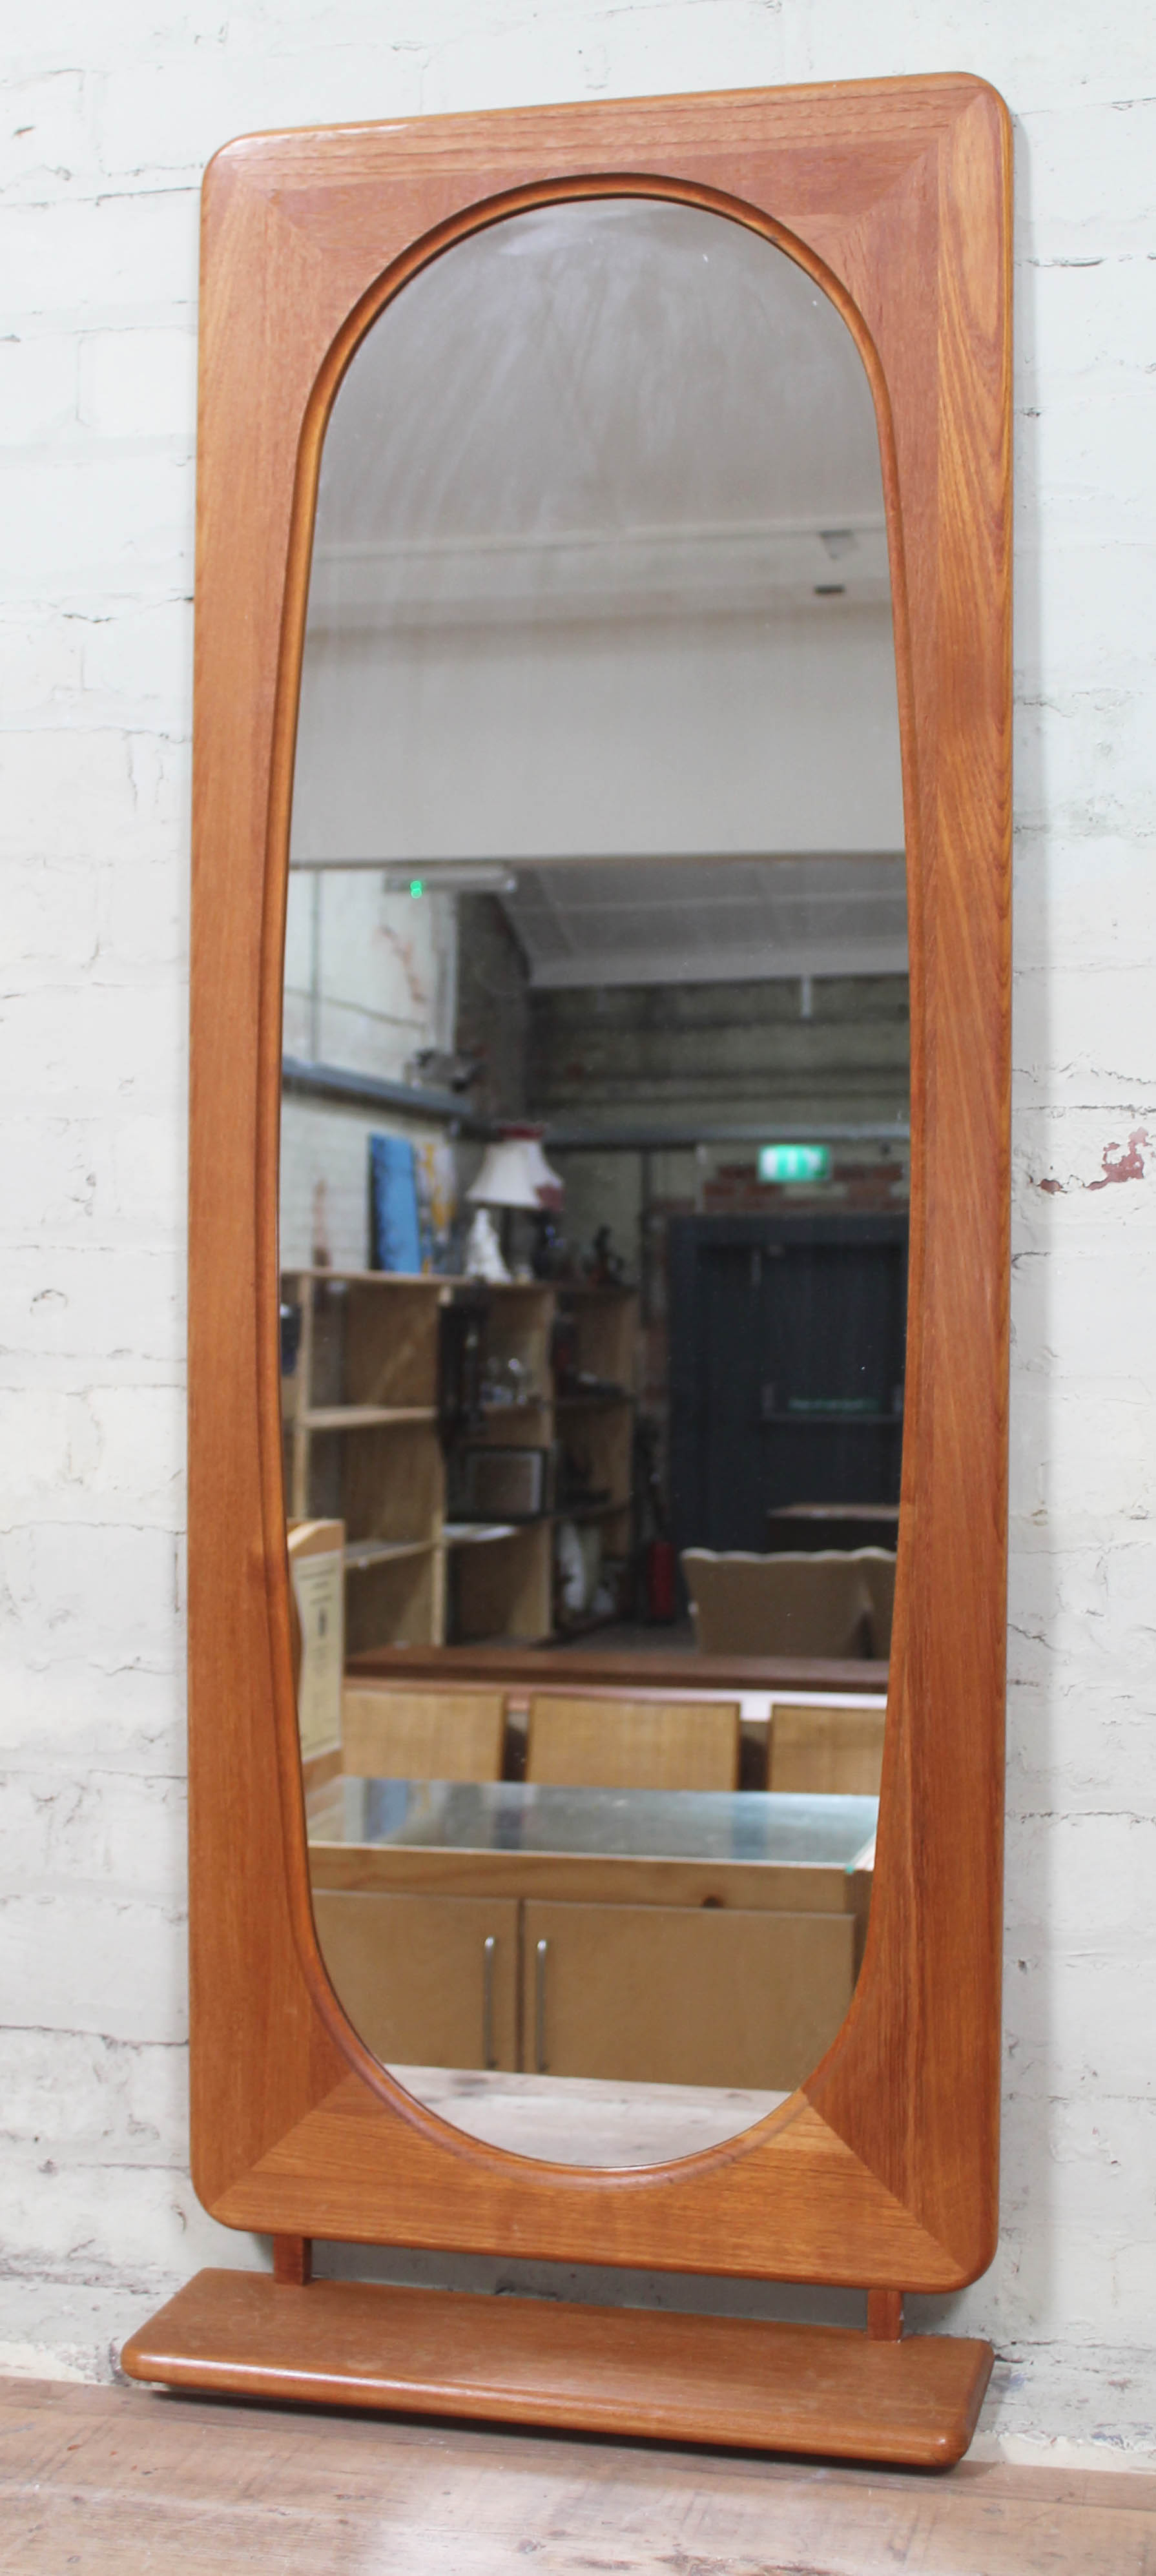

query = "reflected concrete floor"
[[387, 2064, 787, 2164]]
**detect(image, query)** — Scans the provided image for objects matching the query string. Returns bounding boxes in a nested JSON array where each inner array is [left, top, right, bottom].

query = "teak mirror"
[[123, 77, 1012, 2468]]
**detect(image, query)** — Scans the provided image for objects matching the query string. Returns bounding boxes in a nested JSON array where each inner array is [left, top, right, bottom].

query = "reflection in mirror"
[[280, 201, 907, 2167]]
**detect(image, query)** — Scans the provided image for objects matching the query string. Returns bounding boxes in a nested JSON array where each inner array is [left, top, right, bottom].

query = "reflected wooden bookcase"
[[282, 1268, 639, 1652], [282, 1268, 448, 1652]]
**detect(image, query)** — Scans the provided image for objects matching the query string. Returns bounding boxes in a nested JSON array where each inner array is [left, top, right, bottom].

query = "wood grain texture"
[[211, 2079, 969, 2287], [186, 72, 1011, 2391], [8, 2378, 1156, 2576], [867, 2287, 904, 2342], [120, 2271, 992, 2468], [769, 1700, 887, 1794], [524, 1693, 741, 1790], [341, 1685, 506, 1781], [272, 2234, 312, 2285]]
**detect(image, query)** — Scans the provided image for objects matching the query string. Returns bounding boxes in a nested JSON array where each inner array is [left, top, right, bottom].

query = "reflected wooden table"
[[766, 1501, 900, 1553]]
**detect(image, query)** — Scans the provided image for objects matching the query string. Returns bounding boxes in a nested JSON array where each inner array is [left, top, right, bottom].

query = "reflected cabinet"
[[123, 76, 1012, 2466]]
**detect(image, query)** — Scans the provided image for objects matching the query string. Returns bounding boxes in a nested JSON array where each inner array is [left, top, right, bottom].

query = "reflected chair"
[[768, 1699, 887, 1795], [525, 1691, 741, 1791], [681, 1548, 874, 1658], [852, 1547, 897, 1660], [340, 1684, 506, 1782]]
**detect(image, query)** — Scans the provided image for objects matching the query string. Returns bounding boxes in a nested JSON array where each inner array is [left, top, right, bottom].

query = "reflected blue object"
[[368, 1131, 421, 1272], [362, 1778, 417, 1840]]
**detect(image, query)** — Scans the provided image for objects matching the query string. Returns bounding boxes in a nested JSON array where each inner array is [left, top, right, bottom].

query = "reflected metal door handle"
[[482, 1933, 497, 2070], [534, 1937, 549, 2074]]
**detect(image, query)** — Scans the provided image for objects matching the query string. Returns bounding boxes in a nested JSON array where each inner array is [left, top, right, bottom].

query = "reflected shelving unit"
[[553, 1284, 637, 1638], [448, 1281, 555, 1650], [281, 1270, 639, 1653], [282, 1269, 448, 1653]]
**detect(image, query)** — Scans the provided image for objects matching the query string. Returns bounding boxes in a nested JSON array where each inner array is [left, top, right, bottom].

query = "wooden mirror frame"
[[123, 76, 1011, 2465]]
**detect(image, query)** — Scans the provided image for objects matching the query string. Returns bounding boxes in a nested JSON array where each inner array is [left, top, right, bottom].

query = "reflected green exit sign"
[[758, 1143, 831, 1184]]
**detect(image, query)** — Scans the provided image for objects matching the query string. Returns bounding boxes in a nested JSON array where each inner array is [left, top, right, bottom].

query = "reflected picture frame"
[[125, 77, 1012, 2462]]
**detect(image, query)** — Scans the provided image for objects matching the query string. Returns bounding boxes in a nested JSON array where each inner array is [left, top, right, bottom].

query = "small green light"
[[409, 878, 424, 898], [758, 1143, 831, 1184]]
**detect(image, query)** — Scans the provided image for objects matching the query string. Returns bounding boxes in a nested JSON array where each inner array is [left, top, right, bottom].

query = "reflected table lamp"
[[465, 1125, 564, 1281]]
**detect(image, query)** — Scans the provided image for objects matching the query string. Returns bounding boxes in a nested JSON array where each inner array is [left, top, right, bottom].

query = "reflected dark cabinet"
[[669, 1214, 908, 1554]]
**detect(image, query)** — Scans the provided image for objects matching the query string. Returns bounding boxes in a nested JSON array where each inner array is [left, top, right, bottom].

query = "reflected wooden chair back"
[[681, 1549, 874, 1658], [851, 1547, 897, 1660], [526, 1692, 741, 1792], [341, 1684, 506, 1782], [769, 1700, 887, 1795]]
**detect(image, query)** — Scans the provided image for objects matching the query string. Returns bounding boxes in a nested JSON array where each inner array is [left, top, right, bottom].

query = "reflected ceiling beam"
[[280, 1059, 908, 1157], [288, 858, 517, 888], [281, 1055, 492, 1135], [303, 518, 892, 629], [524, 949, 910, 989], [543, 1119, 910, 1152], [287, 850, 905, 869]]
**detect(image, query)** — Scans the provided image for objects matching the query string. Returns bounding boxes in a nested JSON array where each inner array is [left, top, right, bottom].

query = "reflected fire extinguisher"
[[646, 1538, 676, 1623], [635, 1416, 676, 1624]]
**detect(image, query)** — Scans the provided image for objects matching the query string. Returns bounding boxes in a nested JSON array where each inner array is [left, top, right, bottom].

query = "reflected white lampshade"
[[467, 1127, 564, 1211]]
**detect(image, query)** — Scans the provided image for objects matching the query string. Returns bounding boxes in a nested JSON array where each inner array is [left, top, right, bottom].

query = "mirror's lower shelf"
[[121, 2271, 993, 2467]]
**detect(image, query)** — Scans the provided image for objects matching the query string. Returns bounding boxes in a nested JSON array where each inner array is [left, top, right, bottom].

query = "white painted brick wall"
[[2, 0, 1154, 2464]]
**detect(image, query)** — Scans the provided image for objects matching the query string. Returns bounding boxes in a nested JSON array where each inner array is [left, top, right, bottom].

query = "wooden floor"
[[3, 2375, 1155, 2573]]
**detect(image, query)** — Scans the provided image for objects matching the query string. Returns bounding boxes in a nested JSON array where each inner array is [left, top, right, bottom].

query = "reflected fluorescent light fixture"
[[758, 1143, 831, 1183], [468, 1126, 564, 1211], [289, 856, 517, 894]]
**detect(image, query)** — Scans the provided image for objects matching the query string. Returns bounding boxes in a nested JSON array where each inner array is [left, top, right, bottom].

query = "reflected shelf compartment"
[[440, 1522, 520, 1547], [283, 1268, 449, 1655], [281, 1269, 641, 1654], [342, 1536, 435, 1573], [299, 1405, 437, 1430], [760, 1411, 903, 1428]]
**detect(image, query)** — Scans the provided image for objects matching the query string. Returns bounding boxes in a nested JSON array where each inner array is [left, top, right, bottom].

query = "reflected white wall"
[[292, 604, 903, 863]]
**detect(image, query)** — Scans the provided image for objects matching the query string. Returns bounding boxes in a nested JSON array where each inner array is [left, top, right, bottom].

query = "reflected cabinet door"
[[524, 1900, 857, 2094], [311, 1891, 519, 2072]]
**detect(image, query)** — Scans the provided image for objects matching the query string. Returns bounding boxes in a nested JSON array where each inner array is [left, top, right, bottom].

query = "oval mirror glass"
[[280, 199, 907, 2167]]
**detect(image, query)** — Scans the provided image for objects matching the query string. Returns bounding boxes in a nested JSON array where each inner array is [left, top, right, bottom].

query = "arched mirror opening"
[[279, 198, 908, 2169]]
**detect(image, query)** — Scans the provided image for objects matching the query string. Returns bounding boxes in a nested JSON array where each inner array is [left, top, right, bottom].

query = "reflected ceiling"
[[309, 200, 887, 624], [501, 854, 907, 988]]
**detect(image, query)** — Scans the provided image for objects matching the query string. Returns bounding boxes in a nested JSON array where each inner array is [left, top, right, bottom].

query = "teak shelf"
[[122, 2272, 993, 2468]]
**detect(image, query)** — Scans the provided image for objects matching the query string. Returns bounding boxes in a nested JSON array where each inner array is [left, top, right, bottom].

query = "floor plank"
[[2, 2375, 1155, 2575]]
